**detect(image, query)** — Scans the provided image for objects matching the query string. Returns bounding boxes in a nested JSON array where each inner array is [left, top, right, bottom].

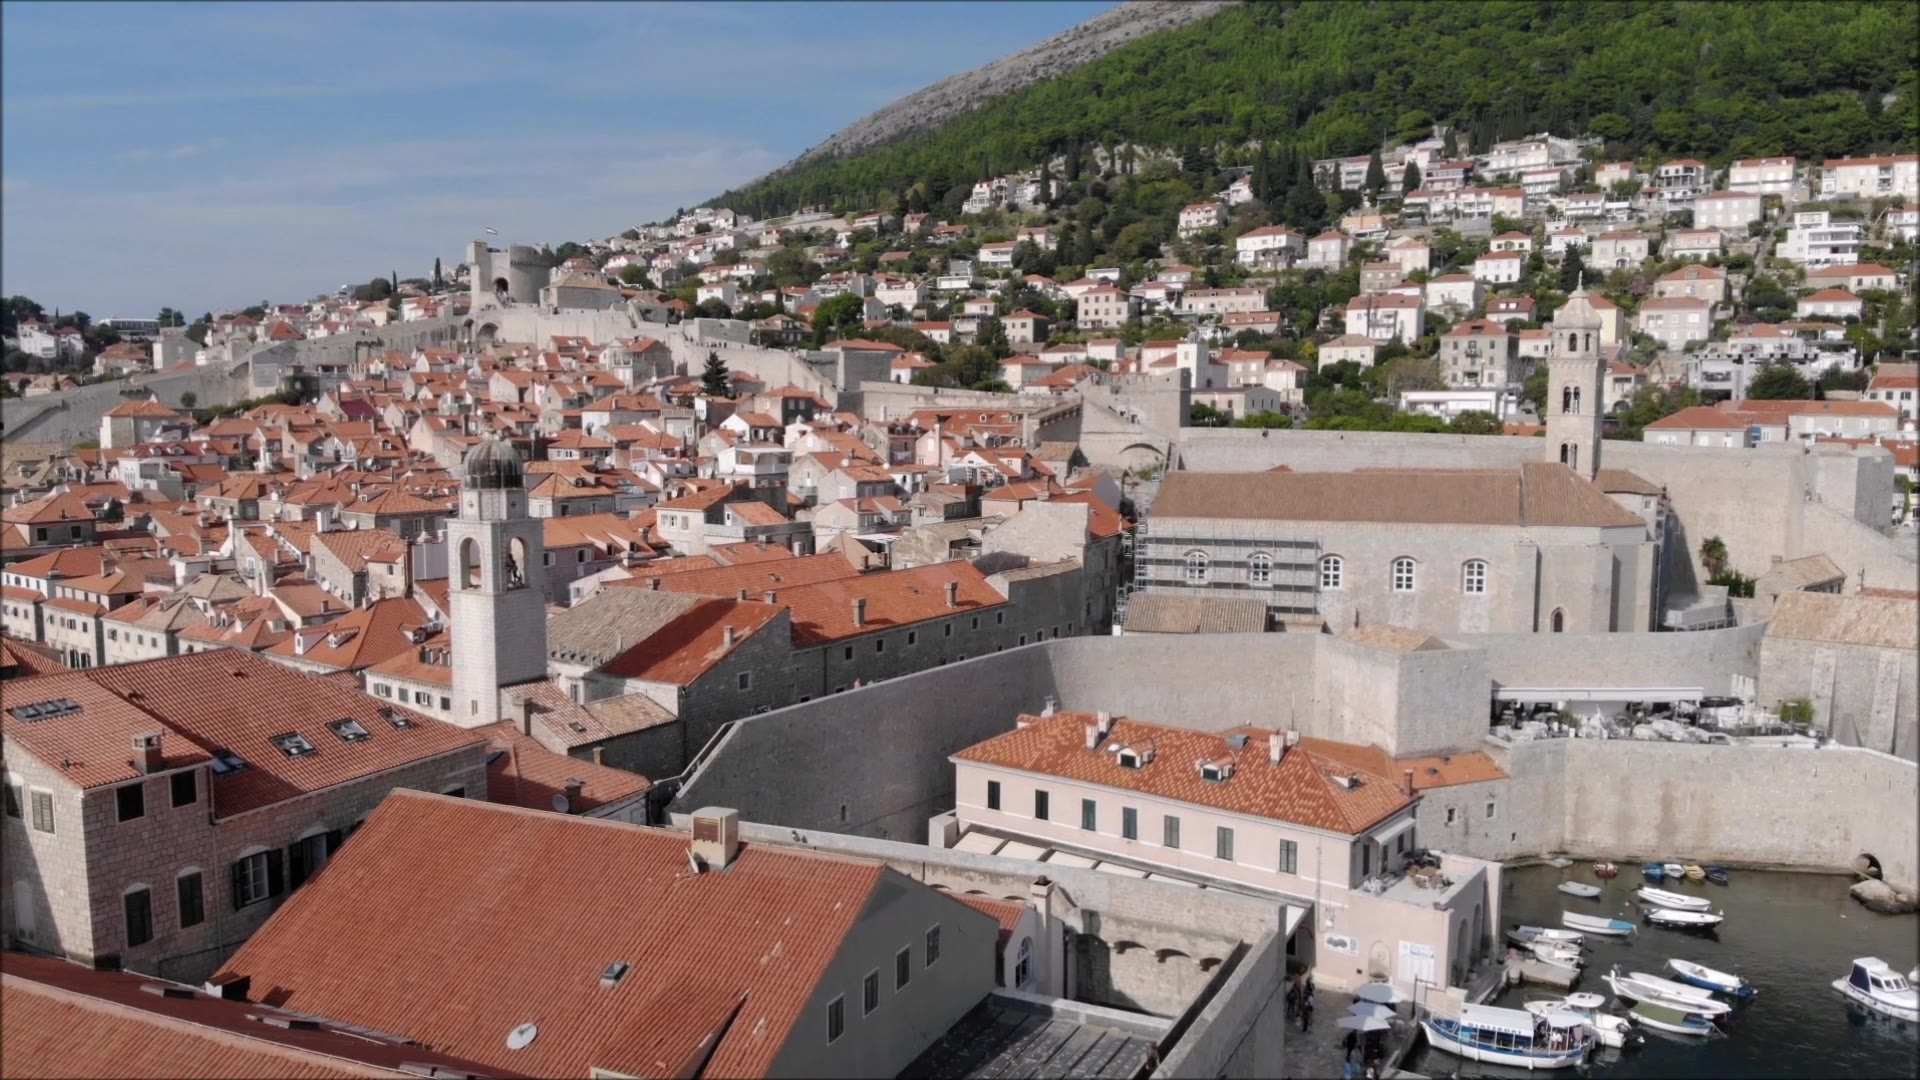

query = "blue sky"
[[2, 1, 1113, 320]]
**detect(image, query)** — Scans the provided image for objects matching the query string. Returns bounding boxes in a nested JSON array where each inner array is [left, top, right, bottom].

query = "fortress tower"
[[1546, 282, 1605, 481], [448, 437, 548, 727]]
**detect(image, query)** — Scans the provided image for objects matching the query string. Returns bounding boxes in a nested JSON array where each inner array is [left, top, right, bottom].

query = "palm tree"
[[1699, 536, 1728, 577]]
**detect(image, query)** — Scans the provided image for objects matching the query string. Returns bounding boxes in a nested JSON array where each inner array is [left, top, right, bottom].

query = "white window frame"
[[1184, 550, 1210, 585], [1462, 560, 1487, 595], [1391, 557, 1417, 593], [1249, 553, 1273, 585], [1319, 555, 1343, 590], [235, 849, 274, 906]]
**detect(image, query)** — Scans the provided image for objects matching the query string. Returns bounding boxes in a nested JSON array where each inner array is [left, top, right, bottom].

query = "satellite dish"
[[506, 1022, 539, 1050], [551, 793, 571, 814]]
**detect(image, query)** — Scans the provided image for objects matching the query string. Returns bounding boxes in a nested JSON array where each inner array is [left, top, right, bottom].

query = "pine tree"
[[1402, 159, 1423, 192], [1442, 128, 1459, 159], [432, 257, 444, 290], [700, 351, 732, 397], [1252, 149, 1272, 203], [1365, 148, 1387, 202]]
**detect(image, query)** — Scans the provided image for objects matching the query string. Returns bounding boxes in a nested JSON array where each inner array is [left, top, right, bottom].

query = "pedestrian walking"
[[1285, 980, 1298, 1019], [1343, 1030, 1358, 1062], [1300, 990, 1315, 1032]]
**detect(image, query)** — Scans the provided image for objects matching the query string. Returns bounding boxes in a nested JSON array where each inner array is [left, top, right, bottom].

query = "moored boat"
[[1421, 1003, 1596, 1069], [1666, 958, 1756, 999], [1594, 861, 1618, 878], [1546, 857, 1573, 868], [1511, 925, 1586, 945], [1531, 941, 1586, 969], [1563, 912, 1635, 936], [1662, 862, 1687, 879], [1602, 967, 1733, 1017], [1832, 958, 1919, 1022], [1645, 907, 1724, 930], [1558, 881, 1602, 899], [1642, 862, 1665, 881], [1635, 886, 1713, 911], [1524, 994, 1641, 1049], [1684, 863, 1706, 881], [1703, 865, 1729, 885], [1630, 1001, 1717, 1037]]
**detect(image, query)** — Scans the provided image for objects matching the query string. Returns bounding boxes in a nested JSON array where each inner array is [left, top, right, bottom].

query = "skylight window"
[[379, 707, 412, 729], [7, 698, 80, 722], [210, 750, 249, 774], [270, 733, 318, 758], [328, 718, 371, 743]]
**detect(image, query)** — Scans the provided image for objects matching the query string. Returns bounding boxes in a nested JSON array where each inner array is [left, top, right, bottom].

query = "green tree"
[[1448, 409, 1503, 435], [1521, 365, 1550, 416], [156, 307, 185, 328], [700, 351, 732, 397], [1699, 536, 1729, 577], [1232, 410, 1293, 429], [1364, 148, 1387, 202], [1558, 245, 1587, 292], [432, 257, 444, 290], [1747, 362, 1810, 399], [1190, 402, 1226, 426], [618, 265, 652, 287], [810, 293, 866, 345], [1401, 159, 1422, 192], [179, 391, 197, 410], [695, 299, 734, 320]]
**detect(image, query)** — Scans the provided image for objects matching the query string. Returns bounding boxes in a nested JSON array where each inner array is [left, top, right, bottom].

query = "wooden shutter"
[[287, 842, 307, 889], [324, 829, 343, 857], [266, 850, 285, 898], [230, 861, 248, 911]]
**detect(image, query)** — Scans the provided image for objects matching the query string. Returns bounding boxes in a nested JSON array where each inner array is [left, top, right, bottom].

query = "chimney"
[[690, 806, 742, 871], [945, 580, 959, 608], [1269, 734, 1283, 765], [1029, 875, 1054, 910], [648, 576, 661, 591], [565, 777, 586, 804], [517, 696, 535, 736], [1085, 723, 1100, 750], [132, 733, 164, 774], [724, 625, 737, 646], [1096, 710, 1112, 738], [203, 975, 251, 1002], [1402, 769, 1415, 797], [853, 597, 868, 627]]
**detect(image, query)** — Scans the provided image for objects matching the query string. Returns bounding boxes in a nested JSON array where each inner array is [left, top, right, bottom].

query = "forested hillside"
[[710, 0, 1918, 218]]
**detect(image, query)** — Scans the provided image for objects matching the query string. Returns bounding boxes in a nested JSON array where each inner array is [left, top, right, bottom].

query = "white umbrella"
[[1354, 982, 1412, 1005], [1347, 1001, 1396, 1020], [1338, 1014, 1393, 1032]]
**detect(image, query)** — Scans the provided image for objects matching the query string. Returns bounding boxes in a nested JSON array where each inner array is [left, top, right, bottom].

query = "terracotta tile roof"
[[68, 650, 482, 816], [214, 791, 915, 1078], [1122, 593, 1269, 634], [778, 561, 1006, 645], [364, 630, 452, 687], [1765, 591, 1916, 651], [643, 551, 863, 600], [481, 721, 650, 813], [1150, 464, 1644, 529], [2, 673, 212, 788], [311, 528, 408, 570], [1646, 405, 1748, 431], [708, 540, 800, 565], [1294, 738, 1508, 792], [954, 711, 1415, 835], [264, 597, 432, 672], [1, 952, 511, 1079], [1594, 468, 1662, 496]]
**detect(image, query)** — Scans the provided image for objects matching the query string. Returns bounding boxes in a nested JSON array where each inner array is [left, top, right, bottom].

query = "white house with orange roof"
[[1652, 159, 1709, 202], [1866, 363, 1917, 420], [1303, 231, 1352, 269], [1234, 225, 1304, 269], [1728, 156, 1796, 195], [1820, 153, 1919, 200], [1178, 201, 1228, 237], [1692, 191, 1764, 232]]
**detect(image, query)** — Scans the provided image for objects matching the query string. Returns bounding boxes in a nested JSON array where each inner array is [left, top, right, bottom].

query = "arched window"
[[1319, 555, 1343, 590], [1249, 553, 1273, 586], [1583, 332, 1593, 352], [1566, 332, 1578, 352], [458, 538, 481, 589], [505, 537, 529, 590], [1391, 557, 1417, 593], [1570, 386, 1581, 414], [1184, 551, 1210, 585], [1560, 443, 1579, 471], [1551, 608, 1566, 633], [1015, 936, 1034, 989], [1462, 560, 1488, 595]]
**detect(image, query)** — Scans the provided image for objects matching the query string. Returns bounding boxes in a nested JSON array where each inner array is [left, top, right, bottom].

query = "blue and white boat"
[[1667, 958, 1756, 998], [1630, 1001, 1717, 1037], [1562, 911, 1636, 936], [1833, 957, 1919, 1022], [1421, 1003, 1596, 1069], [1642, 862, 1665, 881]]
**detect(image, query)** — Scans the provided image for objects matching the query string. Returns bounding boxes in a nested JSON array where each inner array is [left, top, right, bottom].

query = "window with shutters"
[[1279, 839, 1299, 875], [29, 790, 53, 834], [1034, 789, 1049, 821], [862, 970, 880, 1015], [1080, 798, 1097, 831], [1122, 806, 1138, 840], [3, 779, 19, 819], [232, 851, 280, 908], [124, 887, 153, 947], [826, 996, 845, 1044], [896, 946, 912, 989], [926, 924, 941, 966], [986, 780, 1000, 811], [1164, 815, 1181, 849], [1216, 826, 1235, 861], [287, 832, 339, 890], [177, 871, 205, 928]]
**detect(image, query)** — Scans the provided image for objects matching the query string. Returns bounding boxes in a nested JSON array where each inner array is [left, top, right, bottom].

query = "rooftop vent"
[[600, 960, 631, 987], [1332, 773, 1360, 790], [139, 983, 198, 1000], [380, 707, 412, 730], [690, 806, 742, 872], [209, 750, 249, 774], [1225, 733, 1249, 752]]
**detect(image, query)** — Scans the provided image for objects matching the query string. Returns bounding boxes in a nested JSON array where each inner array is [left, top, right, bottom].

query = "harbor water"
[[1403, 864, 1920, 1079]]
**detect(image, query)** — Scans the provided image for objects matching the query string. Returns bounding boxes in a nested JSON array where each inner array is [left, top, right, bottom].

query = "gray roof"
[[1765, 591, 1916, 651], [1151, 464, 1645, 529], [900, 999, 1157, 1080], [1123, 592, 1270, 635], [545, 589, 704, 668]]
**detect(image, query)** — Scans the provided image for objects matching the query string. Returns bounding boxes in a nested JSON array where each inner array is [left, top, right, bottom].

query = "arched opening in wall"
[[506, 538, 529, 589], [1559, 443, 1578, 472], [1855, 852, 1883, 879], [1551, 608, 1565, 633], [1583, 332, 1593, 352], [1453, 920, 1470, 985], [1367, 941, 1389, 980], [476, 323, 499, 348], [459, 538, 481, 590], [1472, 901, 1486, 960], [492, 277, 510, 295], [1154, 947, 1191, 965]]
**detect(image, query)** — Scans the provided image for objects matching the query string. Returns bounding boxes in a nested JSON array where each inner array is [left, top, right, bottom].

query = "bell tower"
[[1546, 281, 1605, 481], [448, 437, 548, 727]]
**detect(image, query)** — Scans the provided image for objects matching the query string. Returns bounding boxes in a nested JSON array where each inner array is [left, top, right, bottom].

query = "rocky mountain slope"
[[779, 0, 1233, 173]]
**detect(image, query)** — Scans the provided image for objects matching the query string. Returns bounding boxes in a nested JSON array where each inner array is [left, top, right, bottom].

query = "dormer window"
[[328, 718, 371, 742], [1117, 749, 1140, 769], [1200, 762, 1231, 783], [270, 732, 317, 758]]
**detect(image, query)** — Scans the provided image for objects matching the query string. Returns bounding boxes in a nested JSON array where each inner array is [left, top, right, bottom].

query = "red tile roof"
[[481, 721, 650, 813], [214, 792, 945, 1078], [598, 597, 785, 685], [777, 561, 1006, 646], [264, 597, 433, 672], [954, 711, 1415, 835]]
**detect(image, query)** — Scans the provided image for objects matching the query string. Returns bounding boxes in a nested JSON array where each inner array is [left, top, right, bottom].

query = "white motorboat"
[[1558, 881, 1602, 899], [1833, 957, 1920, 1022], [1546, 857, 1573, 868], [1644, 907, 1724, 930], [1630, 1001, 1717, 1037], [1524, 994, 1641, 1049], [1602, 967, 1733, 1017], [1422, 1003, 1595, 1069], [1635, 886, 1712, 911], [1666, 958, 1756, 999], [1512, 925, 1586, 945], [1562, 912, 1635, 936], [1662, 862, 1687, 879], [1530, 941, 1586, 969]]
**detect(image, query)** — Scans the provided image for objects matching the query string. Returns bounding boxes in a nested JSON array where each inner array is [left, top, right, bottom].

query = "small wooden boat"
[[1684, 864, 1706, 882], [1594, 861, 1618, 878], [1630, 1001, 1717, 1037], [1645, 907, 1724, 930], [1666, 958, 1755, 999], [1546, 857, 1573, 868], [1558, 881, 1602, 899], [1531, 941, 1586, 969], [1524, 994, 1641, 1049], [1662, 862, 1687, 879], [1511, 925, 1586, 945], [1703, 865, 1729, 885], [1603, 967, 1733, 1017], [1635, 886, 1712, 911], [1833, 958, 1919, 1022], [1563, 911, 1636, 936], [1642, 862, 1664, 880]]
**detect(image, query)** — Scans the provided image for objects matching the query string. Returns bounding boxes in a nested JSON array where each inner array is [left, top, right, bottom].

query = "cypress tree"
[[1365, 148, 1387, 202]]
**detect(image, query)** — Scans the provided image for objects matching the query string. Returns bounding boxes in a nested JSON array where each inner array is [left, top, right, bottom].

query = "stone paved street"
[[1279, 989, 1420, 1079]]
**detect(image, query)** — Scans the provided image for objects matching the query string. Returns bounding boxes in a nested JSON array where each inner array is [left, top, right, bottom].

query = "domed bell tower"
[[1546, 281, 1605, 481], [448, 437, 548, 727]]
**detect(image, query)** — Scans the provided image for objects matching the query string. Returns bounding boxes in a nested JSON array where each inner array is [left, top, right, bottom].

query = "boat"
[[1511, 926, 1586, 945], [1546, 857, 1573, 869], [1629, 1002, 1717, 1037], [1602, 967, 1734, 1017], [1635, 886, 1713, 911], [1524, 994, 1641, 1049], [1642, 863, 1665, 881], [1594, 861, 1618, 878], [1421, 1003, 1596, 1069], [1557, 881, 1602, 899], [1645, 908, 1724, 930], [1684, 864, 1706, 882], [1661, 863, 1687, 879], [1666, 958, 1756, 999], [1832, 958, 1920, 1022], [1563, 912, 1636, 936], [1530, 941, 1586, 969], [1703, 865, 1729, 885]]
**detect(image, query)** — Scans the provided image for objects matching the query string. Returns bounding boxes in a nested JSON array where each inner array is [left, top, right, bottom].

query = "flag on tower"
[[484, 228, 499, 235]]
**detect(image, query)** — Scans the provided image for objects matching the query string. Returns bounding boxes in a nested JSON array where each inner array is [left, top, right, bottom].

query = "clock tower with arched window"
[[448, 437, 548, 727], [1546, 282, 1605, 481]]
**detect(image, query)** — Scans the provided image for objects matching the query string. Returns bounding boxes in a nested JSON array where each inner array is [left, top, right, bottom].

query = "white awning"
[[1495, 686, 1705, 703], [1372, 816, 1416, 849]]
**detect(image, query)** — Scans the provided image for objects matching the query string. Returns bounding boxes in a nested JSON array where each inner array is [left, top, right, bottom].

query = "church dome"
[[462, 437, 523, 490]]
